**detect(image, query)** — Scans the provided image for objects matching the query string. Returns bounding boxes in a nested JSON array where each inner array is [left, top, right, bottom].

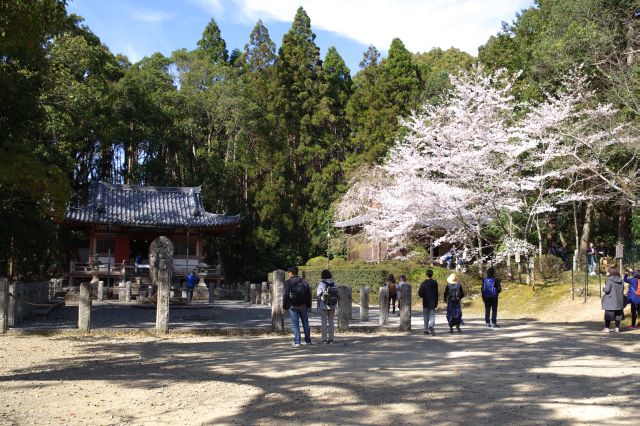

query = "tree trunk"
[[617, 204, 632, 246], [579, 201, 594, 253], [535, 216, 543, 256]]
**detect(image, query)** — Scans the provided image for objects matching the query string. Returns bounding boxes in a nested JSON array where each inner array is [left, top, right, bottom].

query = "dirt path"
[[1, 317, 639, 425]]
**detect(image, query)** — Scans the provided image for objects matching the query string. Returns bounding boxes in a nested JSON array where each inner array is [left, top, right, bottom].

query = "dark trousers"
[[186, 288, 194, 303], [631, 302, 639, 326], [390, 296, 397, 313], [484, 297, 498, 325]]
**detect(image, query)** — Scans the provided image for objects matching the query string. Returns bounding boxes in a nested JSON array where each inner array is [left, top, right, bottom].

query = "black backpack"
[[322, 281, 339, 307], [289, 280, 307, 306], [448, 283, 461, 303]]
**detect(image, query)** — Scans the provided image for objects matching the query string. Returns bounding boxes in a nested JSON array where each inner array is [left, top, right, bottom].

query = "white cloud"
[[191, 0, 226, 15], [227, 0, 534, 55], [123, 45, 143, 63], [130, 9, 174, 23]]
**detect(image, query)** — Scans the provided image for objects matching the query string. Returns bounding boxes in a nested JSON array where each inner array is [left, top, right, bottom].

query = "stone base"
[[193, 287, 209, 301]]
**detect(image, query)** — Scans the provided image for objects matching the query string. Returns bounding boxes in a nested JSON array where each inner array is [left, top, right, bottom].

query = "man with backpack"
[[418, 269, 438, 336], [317, 269, 338, 343], [482, 267, 502, 328], [283, 266, 312, 347]]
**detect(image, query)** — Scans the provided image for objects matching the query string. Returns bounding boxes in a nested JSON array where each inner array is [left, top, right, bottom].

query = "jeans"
[[423, 308, 435, 330], [390, 296, 397, 313], [631, 302, 639, 326], [290, 306, 311, 344], [588, 256, 596, 274], [320, 308, 335, 341], [484, 297, 498, 325]]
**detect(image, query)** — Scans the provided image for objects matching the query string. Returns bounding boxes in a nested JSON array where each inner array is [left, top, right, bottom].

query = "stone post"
[[261, 282, 268, 305], [271, 270, 285, 332], [0, 277, 8, 333], [78, 281, 92, 332], [244, 281, 251, 302], [249, 283, 256, 305], [208, 281, 216, 303], [253, 284, 262, 305], [379, 286, 389, 325], [349, 291, 353, 319], [399, 282, 411, 331], [337, 285, 351, 332], [150, 236, 173, 335], [125, 281, 132, 302], [7, 282, 16, 327], [97, 280, 104, 301], [360, 286, 369, 322]]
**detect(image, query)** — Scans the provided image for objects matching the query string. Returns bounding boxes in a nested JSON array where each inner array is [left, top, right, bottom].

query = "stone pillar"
[[379, 286, 389, 325], [78, 281, 92, 332], [118, 281, 126, 301], [271, 270, 285, 332], [97, 280, 104, 301], [125, 281, 132, 302], [399, 282, 411, 331], [156, 277, 170, 334], [249, 283, 256, 305], [349, 291, 353, 319], [7, 282, 16, 327], [150, 236, 173, 335], [0, 278, 8, 333], [208, 281, 216, 303], [244, 281, 251, 302], [261, 282, 268, 305], [337, 285, 351, 332], [360, 286, 369, 322]]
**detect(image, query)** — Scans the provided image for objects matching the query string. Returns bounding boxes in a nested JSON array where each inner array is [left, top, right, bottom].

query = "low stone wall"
[[0, 280, 53, 328]]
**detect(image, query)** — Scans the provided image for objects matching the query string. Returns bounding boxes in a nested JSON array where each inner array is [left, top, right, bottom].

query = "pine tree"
[[197, 18, 229, 64]]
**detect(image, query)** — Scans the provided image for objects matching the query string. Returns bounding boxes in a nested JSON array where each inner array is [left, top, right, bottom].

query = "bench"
[[25, 299, 66, 317]]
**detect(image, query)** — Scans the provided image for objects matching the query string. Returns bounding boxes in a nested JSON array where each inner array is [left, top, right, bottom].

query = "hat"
[[447, 273, 458, 284]]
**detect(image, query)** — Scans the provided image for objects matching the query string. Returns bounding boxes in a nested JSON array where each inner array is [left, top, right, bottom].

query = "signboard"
[[515, 252, 521, 263], [615, 243, 624, 259]]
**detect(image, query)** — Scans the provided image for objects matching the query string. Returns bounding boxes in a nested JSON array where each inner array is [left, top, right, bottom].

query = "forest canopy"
[[1, 0, 638, 281]]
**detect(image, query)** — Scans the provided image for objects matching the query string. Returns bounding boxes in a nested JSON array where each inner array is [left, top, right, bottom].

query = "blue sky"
[[67, 0, 534, 73]]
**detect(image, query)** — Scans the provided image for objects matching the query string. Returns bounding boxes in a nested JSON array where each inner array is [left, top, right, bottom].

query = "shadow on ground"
[[2, 318, 639, 425]]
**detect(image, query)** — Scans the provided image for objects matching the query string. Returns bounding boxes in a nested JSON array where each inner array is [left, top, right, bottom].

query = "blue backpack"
[[482, 277, 497, 298]]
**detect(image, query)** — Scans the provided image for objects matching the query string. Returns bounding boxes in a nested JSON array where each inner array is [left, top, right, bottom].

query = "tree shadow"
[[2, 319, 639, 424]]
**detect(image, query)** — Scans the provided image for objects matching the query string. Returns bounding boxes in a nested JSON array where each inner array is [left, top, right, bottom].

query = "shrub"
[[535, 254, 565, 281]]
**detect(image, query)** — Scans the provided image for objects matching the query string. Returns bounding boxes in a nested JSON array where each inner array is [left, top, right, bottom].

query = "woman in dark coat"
[[602, 267, 625, 333], [444, 273, 465, 333]]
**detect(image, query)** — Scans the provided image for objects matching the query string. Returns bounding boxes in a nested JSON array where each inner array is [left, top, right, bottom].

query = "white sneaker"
[[614, 328, 620, 333], [601, 328, 610, 333], [292, 343, 301, 347]]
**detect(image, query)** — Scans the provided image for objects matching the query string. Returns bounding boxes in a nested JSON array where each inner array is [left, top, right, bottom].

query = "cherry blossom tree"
[[337, 66, 637, 267]]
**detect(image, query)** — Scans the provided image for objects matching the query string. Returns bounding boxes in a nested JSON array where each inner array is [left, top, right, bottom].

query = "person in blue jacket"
[[185, 269, 198, 304], [624, 268, 640, 329]]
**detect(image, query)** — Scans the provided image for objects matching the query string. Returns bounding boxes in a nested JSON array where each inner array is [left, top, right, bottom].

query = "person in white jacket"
[[317, 269, 337, 343]]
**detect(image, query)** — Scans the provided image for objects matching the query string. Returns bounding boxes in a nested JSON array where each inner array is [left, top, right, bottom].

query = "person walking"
[[587, 242, 597, 276], [602, 267, 625, 333], [185, 269, 198, 304], [624, 268, 640, 329], [444, 273, 464, 333], [283, 266, 312, 347], [317, 269, 337, 343], [418, 269, 438, 336], [387, 274, 398, 315], [482, 267, 502, 328]]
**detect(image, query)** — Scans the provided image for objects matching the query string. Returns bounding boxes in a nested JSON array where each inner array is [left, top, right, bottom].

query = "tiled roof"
[[65, 182, 241, 229]]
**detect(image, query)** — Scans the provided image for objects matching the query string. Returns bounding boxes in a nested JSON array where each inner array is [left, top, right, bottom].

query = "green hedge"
[[268, 264, 484, 306]]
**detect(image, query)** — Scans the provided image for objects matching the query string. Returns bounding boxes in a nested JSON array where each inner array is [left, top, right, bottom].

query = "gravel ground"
[[2, 315, 639, 425]]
